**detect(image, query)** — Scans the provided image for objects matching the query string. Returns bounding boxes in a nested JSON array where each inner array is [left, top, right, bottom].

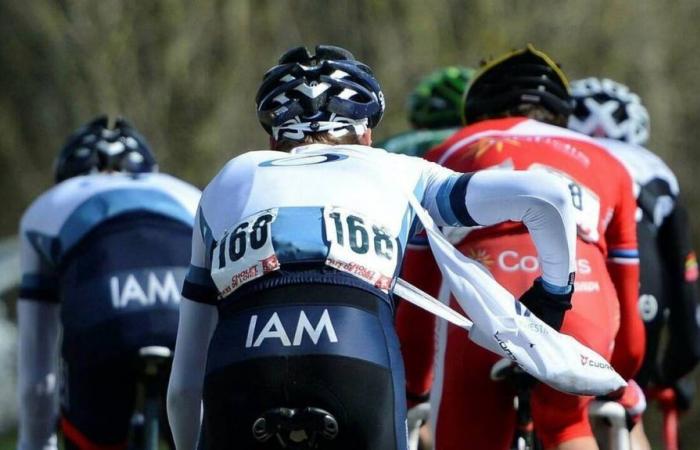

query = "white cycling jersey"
[[19, 172, 200, 300]]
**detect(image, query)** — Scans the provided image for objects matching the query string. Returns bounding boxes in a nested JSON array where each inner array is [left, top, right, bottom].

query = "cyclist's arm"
[[167, 208, 219, 450], [658, 201, 700, 384], [423, 168, 576, 289], [167, 298, 217, 450], [17, 221, 60, 450], [606, 167, 644, 380], [17, 300, 60, 450]]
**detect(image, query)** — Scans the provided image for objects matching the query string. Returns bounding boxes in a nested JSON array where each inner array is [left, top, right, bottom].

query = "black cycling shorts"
[[201, 282, 408, 450]]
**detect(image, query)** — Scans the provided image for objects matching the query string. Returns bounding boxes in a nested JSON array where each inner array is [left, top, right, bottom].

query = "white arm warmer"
[[465, 170, 577, 287], [17, 300, 60, 450], [167, 298, 218, 450]]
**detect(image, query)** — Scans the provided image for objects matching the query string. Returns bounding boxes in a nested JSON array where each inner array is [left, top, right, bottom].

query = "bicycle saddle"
[[252, 407, 339, 449], [138, 346, 172, 376]]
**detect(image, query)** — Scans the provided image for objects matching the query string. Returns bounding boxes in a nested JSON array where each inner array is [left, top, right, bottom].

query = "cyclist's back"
[[17, 117, 200, 450], [167, 46, 583, 450], [189, 144, 463, 450]]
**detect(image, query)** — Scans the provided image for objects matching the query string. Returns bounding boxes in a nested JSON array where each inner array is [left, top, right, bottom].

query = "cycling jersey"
[[598, 138, 700, 388], [18, 172, 200, 450], [396, 117, 643, 449], [376, 128, 459, 157], [167, 143, 579, 450]]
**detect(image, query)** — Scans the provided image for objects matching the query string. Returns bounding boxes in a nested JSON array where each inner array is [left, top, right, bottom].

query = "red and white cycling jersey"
[[431, 117, 637, 256], [424, 117, 644, 377], [396, 117, 645, 449]]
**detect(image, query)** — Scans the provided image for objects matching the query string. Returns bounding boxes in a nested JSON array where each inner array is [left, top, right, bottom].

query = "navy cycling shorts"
[[58, 212, 190, 448], [201, 281, 409, 450]]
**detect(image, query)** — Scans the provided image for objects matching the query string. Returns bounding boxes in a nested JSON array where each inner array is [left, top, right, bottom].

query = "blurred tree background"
[[2, 0, 700, 446]]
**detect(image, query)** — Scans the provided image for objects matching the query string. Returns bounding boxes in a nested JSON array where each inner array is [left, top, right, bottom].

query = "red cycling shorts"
[[432, 230, 620, 450]]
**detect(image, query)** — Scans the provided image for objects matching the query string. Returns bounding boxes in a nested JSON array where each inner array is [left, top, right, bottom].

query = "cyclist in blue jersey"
[[377, 66, 475, 157], [17, 116, 200, 450], [166, 45, 581, 450]]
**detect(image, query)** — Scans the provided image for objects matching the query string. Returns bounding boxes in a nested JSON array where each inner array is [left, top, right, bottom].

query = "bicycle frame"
[[588, 400, 630, 450], [128, 346, 173, 450]]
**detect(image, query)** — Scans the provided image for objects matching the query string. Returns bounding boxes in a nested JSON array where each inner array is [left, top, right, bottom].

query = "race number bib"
[[323, 206, 400, 291], [529, 164, 601, 243], [211, 209, 280, 298]]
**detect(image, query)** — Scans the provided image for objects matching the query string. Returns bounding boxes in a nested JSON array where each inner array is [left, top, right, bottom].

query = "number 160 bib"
[[211, 209, 280, 298]]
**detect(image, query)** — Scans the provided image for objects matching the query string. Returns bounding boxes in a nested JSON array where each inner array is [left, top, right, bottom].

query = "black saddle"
[[252, 407, 339, 449]]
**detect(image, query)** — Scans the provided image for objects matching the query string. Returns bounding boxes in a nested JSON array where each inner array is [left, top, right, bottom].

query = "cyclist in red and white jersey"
[[396, 45, 645, 450]]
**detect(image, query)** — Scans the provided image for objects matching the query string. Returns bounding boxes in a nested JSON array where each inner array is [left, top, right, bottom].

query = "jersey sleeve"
[[181, 206, 219, 305], [18, 218, 59, 303], [658, 201, 700, 384], [606, 165, 645, 380], [421, 167, 577, 289]]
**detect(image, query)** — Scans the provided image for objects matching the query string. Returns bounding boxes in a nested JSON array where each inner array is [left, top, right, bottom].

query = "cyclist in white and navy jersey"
[[17, 117, 200, 450], [570, 77, 700, 436], [166, 45, 579, 450]]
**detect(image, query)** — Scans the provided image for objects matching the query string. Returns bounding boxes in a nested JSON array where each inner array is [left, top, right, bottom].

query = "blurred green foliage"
[[3, 0, 700, 237], [2, 0, 700, 446]]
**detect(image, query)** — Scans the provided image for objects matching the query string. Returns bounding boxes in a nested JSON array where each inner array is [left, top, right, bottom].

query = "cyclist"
[[396, 45, 645, 450], [570, 76, 700, 442], [377, 66, 475, 157], [166, 44, 583, 450], [17, 116, 200, 450]]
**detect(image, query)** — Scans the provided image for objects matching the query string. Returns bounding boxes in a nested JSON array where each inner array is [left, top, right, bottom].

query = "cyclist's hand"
[[600, 379, 646, 430], [518, 278, 573, 331]]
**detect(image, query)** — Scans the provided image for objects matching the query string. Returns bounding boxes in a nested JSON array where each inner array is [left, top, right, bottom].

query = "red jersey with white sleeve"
[[396, 117, 644, 449], [432, 117, 644, 376]]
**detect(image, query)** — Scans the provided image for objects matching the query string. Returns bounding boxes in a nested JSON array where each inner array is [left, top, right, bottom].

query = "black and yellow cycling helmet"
[[463, 44, 573, 124]]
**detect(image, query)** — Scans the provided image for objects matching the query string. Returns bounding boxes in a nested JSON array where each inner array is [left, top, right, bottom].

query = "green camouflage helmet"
[[408, 66, 475, 129]]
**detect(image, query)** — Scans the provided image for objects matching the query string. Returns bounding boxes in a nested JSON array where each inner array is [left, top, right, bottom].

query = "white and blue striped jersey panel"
[[184, 144, 469, 302], [19, 173, 201, 301]]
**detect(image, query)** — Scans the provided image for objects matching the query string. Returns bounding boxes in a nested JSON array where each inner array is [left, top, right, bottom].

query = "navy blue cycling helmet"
[[256, 45, 385, 141], [54, 115, 158, 183]]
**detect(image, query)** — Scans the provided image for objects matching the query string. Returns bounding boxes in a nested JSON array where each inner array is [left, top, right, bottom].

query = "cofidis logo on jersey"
[[259, 154, 348, 167]]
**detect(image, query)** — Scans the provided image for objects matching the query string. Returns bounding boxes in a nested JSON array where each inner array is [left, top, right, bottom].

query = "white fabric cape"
[[398, 193, 626, 396]]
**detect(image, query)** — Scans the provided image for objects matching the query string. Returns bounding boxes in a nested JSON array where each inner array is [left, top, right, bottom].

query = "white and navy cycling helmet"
[[569, 77, 650, 146], [255, 45, 385, 141], [54, 115, 157, 183]]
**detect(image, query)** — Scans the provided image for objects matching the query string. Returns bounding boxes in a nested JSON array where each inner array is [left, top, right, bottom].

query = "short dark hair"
[[473, 103, 569, 127], [273, 131, 363, 152]]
